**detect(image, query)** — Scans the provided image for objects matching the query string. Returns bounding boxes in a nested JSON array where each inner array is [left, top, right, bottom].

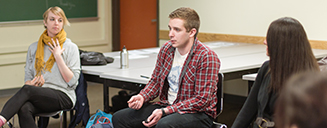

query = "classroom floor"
[[0, 82, 243, 128]]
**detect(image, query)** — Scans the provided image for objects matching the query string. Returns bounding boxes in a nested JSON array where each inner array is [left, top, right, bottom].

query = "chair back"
[[211, 73, 227, 128], [216, 72, 224, 116]]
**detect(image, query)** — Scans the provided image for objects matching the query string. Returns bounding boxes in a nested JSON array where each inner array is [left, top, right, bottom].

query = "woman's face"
[[264, 39, 269, 56], [43, 11, 63, 37]]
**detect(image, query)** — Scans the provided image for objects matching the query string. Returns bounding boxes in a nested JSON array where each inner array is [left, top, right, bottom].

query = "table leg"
[[102, 78, 146, 113], [248, 81, 254, 94], [103, 80, 110, 113]]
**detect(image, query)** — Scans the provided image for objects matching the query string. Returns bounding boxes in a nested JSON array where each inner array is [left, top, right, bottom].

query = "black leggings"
[[0, 85, 73, 128]]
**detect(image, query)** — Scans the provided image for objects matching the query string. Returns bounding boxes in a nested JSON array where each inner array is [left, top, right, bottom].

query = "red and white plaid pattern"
[[139, 39, 221, 118]]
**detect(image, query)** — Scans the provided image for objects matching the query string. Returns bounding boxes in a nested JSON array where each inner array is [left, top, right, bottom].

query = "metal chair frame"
[[212, 73, 228, 128], [36, 111, 65, 128]]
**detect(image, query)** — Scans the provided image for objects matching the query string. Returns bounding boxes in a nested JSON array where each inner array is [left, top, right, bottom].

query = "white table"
[[242, 73, 258, 94], [82, 47, 159, 112], [242, 73, 257, 81], [82, 41, 327, 112], [82, 47, 159, 76]]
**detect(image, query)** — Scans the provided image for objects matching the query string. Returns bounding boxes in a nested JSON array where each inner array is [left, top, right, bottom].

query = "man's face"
[[168, 18, 193, 48]]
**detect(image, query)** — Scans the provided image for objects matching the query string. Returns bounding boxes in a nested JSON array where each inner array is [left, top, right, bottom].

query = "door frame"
[[111, 0, 159, 51]]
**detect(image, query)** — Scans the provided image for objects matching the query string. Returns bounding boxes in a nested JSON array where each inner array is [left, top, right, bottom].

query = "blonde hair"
[[169, 7, 200, 37], [43, 6, 70, 27]]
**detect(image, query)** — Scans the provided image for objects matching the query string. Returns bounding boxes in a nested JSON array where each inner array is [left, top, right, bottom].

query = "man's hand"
[[127, 94, 144, 110], [142, 109, 164, 127]]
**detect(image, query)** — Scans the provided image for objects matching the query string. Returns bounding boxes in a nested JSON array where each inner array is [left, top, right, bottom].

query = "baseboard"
[[159, 30, 327, 49], [0, 88, 20, 98]]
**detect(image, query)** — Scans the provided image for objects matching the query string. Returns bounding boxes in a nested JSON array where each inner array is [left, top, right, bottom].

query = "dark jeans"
[[0, 85, 73, 128], [112, 103, 213, 128]]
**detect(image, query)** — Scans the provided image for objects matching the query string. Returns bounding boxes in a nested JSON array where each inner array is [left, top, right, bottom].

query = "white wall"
[[0, 0, 111, 90], [2, 0, 326, 95], [159, 0, 327, 40]]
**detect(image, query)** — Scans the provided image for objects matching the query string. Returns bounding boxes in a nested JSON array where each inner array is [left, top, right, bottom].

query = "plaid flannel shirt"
[[139, 39, 221, 118]]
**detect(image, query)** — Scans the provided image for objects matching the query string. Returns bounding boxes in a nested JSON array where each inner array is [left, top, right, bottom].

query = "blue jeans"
[[112, 103, 213, 128]]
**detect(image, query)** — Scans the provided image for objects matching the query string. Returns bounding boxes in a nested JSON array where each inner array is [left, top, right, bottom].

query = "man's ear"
[[189, 28, 197, 38]]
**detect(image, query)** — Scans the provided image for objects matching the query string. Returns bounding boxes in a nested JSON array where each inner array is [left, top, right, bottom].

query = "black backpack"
[[111, 90, 132, 112]]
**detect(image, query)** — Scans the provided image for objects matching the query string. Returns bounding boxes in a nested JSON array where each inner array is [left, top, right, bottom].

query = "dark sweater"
[[232, 61, 278, 128]]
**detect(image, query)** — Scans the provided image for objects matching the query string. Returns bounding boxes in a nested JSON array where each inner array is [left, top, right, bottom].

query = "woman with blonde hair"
[[0, 6, 80, 127]]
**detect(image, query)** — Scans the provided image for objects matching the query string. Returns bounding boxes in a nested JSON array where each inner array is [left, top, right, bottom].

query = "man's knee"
[[112, 108, 132, 125], [112, 110, 122, 123], [156, 118, 173, 128]]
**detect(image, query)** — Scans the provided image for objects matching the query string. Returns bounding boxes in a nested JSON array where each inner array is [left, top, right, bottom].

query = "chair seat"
[[212, 122, 228, 128], [36, 111, 62, 117]]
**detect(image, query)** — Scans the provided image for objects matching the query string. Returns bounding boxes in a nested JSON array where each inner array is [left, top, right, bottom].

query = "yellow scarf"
[[35, 29, 66, 76]]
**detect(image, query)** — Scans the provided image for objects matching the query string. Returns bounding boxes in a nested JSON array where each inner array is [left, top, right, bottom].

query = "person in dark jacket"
[[231, 17, 319, 128], [68, 72, 90, 128]]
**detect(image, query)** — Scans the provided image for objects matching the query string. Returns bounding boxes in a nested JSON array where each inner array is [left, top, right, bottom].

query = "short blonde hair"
[[43, 6, 70, 27], [169, 7, 200, 36]]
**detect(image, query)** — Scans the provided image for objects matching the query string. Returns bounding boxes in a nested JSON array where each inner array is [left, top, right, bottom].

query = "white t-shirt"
[[167, 48, 189, 104]]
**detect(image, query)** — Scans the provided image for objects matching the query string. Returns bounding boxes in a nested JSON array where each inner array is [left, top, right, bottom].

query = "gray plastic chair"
[[36, 111, 65, 128]]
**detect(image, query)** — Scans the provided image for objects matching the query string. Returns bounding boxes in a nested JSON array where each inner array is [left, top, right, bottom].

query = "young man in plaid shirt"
[[112, 7, 221, 128]]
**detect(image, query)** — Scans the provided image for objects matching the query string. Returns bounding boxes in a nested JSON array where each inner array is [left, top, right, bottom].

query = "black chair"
[[212, 73, 227, 128]]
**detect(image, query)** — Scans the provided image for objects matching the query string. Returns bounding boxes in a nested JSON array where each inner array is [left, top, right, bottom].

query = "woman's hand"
[[25, 75, 44, 87], [48, 38, 65, 58], [127, 95, 144, 110], [47, 38, 73, 83]]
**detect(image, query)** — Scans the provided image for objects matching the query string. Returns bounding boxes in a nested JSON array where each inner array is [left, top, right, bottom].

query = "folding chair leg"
[[62, 111, 67, 128], [7, 122, 13, 128]]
